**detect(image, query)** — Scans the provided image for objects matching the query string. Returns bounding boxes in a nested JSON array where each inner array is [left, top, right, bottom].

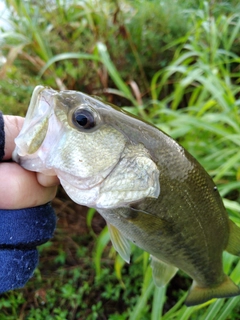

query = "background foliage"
[[0, 0, 240, 319]]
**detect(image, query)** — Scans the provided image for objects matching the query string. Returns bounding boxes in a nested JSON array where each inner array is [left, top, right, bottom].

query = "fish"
[[13, 85, 240, 306]]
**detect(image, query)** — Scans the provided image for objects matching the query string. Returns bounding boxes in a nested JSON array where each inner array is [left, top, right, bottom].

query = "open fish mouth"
[[12, 86, 61, 174], [13, 86, 52, 158]]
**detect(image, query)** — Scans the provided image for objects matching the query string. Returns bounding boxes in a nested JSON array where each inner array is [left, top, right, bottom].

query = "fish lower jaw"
[[58, 175, 153, 209]]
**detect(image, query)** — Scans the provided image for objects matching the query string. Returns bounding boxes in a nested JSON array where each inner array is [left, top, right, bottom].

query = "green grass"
[[0, 0, 240, 318]]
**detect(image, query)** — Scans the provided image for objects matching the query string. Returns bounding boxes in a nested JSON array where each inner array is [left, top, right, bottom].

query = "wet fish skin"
[[13, 86, 240, 306]]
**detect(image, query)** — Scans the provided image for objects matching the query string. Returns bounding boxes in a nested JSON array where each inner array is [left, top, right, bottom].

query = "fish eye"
[[72, 108, 96, 130]]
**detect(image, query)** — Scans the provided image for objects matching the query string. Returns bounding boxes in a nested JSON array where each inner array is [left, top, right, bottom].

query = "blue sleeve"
[[0, 204, 56, 293], [0, 112, 56, 293]]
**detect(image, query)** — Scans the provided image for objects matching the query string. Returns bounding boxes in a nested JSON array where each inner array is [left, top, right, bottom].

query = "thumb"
[[3, 115, 24, 160]]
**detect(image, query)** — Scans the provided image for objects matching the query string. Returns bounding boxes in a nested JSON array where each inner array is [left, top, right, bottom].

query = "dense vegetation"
[[0, 0, 240, 319]]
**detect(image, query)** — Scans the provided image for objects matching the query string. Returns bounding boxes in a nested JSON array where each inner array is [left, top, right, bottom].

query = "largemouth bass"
[[13, 86, 240, 306]]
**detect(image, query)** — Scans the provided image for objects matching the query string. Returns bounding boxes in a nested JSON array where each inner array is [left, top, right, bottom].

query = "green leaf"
[[96, 42, 136, 104], [151, 286, 166, 320], [94, 226, 110, 277], [129, 279, 154, 320], [39, 52, 100, 76]]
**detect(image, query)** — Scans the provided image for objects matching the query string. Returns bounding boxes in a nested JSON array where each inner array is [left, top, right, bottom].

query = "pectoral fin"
[[150, 255, 178, 287], [107, 223, 131, 263]]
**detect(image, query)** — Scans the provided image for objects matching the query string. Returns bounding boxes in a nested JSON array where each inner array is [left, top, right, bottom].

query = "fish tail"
[[226, 220, 240, 256], [185, 275, 240, 307]]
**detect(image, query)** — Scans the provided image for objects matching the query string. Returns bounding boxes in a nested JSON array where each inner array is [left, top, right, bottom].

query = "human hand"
[[0, 115, 59, 209]]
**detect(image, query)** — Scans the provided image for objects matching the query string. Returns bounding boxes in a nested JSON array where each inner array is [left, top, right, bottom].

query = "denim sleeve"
[[0, 204, 56, 293], [0, 113, 57, 294]]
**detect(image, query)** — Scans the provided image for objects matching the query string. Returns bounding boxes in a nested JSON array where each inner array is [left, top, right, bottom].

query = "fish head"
[[13, 86, 160, 209]]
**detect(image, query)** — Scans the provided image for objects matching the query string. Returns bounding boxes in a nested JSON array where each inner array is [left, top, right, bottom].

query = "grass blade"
[[204, 299, 225, 320], [151, 286, 166, 320], [96, 42, 136, 104], [217, 297, 240, 320], [94, 226, 110, 277], [39, 52, 100, 77], [129, 280, 154, 320]]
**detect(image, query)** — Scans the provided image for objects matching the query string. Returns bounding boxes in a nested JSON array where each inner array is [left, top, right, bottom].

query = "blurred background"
[[0, 0, 240, 319]]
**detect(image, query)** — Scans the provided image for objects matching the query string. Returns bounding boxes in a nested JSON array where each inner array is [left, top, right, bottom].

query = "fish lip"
[[12, 86, 57, 161], [25, 85, 46, 119], [26, 85, 58, 120]]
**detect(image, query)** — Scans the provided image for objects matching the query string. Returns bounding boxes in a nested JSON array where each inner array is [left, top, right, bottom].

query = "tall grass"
[[0, 0, 240, 318]]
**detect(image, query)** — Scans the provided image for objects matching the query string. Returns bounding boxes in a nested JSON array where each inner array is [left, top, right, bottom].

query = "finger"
[[3, 115, 24, 160], [0, 163, 57, 210], [37, 172, 60, 187]]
